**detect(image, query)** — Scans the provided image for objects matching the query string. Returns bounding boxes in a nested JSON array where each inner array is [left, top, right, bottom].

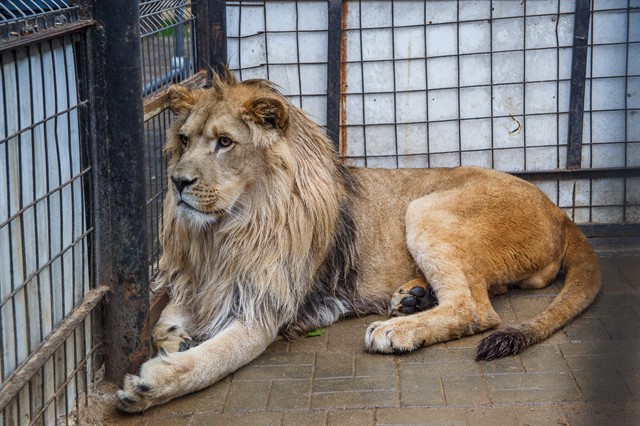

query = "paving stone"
[[396, 346, 474, 364], [315, 352, 353, 378], [289, 334, 328, 352], [442, 375, 489, 406], [314, 376, 395, 393], [152, 376, 230, 414], [191, 412, 282, 425], [268, 379, 311, 411], [225, 380, 270, 412], [376, 407, 467, 425], [519, 345, 569, 373], [250, 351, 315, 366], [600, 316, 640, 340], [620, 368, 640, 398], [509, 296, 557, 321], [511, 404, 568, 426], [327, 325, 368, 352], [355, 354, 396, 377], [465, 406, 517, 426], [563, 317, 610, 341], [563, 401, 640, 426], [327, 409, 375, 425], [572, 369, 635, 402], [135, 412, 191, 426], [398, 365, 445, 406], [490, 296, 517, 322], [263, 338, 289, 353], [234, 364, 313, 381], [484, 372, 581, 403], [480, 355, 525, 374], [310, 389, 398, 410], [612, 256, 640, 284], [282, 410, 327, 426], [559, 339, 640, 357]]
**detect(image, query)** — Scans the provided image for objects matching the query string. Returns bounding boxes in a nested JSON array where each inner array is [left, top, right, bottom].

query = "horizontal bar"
[[512, 167, 640, 181], [143, 70, 208, 121], [580, 223, 640, 237], [0, 20, 95, 53], [0, 285, 110, 411]]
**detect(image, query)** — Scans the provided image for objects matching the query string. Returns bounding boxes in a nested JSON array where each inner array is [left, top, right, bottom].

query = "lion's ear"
[[246, 96, 289, 132], [167, 84, 196, 114]]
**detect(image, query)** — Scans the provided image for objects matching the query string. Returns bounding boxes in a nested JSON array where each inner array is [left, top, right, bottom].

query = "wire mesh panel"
[[226, 0, 639, 226], [0, 31, 97, 426], [227, 0, 330, 126], [140, 0, 197, 279]]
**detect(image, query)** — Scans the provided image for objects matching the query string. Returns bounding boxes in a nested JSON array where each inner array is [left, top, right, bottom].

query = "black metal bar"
[[511, 167, 640, 181], [566, 0, 591, 169], [580, 223, 640, 238], [198, 0, 227, 78], [326, 0, 342, 150], [89, 0, 150, 381]]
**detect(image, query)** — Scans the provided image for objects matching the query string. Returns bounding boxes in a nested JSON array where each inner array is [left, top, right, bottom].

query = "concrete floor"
[[87, 253, 639, 425]]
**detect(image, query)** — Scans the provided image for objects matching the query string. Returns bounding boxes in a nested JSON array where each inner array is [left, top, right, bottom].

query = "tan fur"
[[116, 75, 600, 413]]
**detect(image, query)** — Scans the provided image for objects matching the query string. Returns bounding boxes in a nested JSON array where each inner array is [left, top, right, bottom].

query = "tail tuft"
[[476, 327, 528, 361]]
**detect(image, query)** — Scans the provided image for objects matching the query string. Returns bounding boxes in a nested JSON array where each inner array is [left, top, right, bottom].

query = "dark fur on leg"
[[476, 327, 528, 361]]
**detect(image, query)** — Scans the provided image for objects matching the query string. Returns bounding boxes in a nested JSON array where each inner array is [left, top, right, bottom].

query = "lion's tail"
[[476, 219, 601, 360]]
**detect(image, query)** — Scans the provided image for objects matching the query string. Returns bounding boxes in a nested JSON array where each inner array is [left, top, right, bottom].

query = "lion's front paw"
[[116, 352, 188, 413], [116, 373, 155, 413], [152, 322, 194, 354], [365, 319, 424, 354], [389, 285, 438, 316]]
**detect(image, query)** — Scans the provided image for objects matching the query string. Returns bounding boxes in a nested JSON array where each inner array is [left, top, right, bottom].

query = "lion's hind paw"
[[389, 284, 438, 316], [152, 323, 195, 354]]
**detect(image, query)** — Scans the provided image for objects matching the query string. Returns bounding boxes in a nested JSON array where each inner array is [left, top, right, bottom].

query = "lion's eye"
[[179, 134, 189, 148], [218, 136, 233, 148]]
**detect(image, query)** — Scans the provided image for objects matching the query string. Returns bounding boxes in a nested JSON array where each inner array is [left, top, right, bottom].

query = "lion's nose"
[[171, 175, 198, 193]]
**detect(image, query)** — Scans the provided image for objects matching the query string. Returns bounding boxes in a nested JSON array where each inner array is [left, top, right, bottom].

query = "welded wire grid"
[[0, 30, 97, 426], [140, 0, 197, 279], [0, 0, 79, 42], [227, 0, 331, 126], [226, 0, 639, 224], [583, 1, 639, 222]]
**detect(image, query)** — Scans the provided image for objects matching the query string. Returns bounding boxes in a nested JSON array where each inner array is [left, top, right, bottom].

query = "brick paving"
[[92, 253, 640, 425]]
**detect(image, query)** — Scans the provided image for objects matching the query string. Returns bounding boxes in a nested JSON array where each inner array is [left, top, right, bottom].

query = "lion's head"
[[158, 73, 354, 337], [165, 74, 293, 227]]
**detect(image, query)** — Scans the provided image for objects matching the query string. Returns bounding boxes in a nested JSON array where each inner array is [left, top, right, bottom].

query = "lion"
[[116, 72, 600, 412]]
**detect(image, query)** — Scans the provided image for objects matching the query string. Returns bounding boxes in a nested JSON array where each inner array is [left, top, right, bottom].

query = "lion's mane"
[[155, 75, 362, 340]]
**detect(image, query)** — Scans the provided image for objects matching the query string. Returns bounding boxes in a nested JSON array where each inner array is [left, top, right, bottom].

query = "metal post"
[[195, 0, 227, 79], [89, 0, 150, 381], [566, 0, 591, 169], [326, 0, 343, 151]]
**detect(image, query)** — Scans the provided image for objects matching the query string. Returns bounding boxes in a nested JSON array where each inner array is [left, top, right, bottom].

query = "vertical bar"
[[327, 0, 343, 151], [89, 0, 150, 381], [566, 0, 591, 169], [195, 0, 227, 78]]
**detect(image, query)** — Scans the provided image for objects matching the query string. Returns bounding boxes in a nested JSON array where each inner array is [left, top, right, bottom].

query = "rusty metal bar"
[[0, 19, 95, 52], [0, 286, 110, 411], [143, 70, 208, 121], [566, 0, 591, 169], [90, 0, 151, 381]]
